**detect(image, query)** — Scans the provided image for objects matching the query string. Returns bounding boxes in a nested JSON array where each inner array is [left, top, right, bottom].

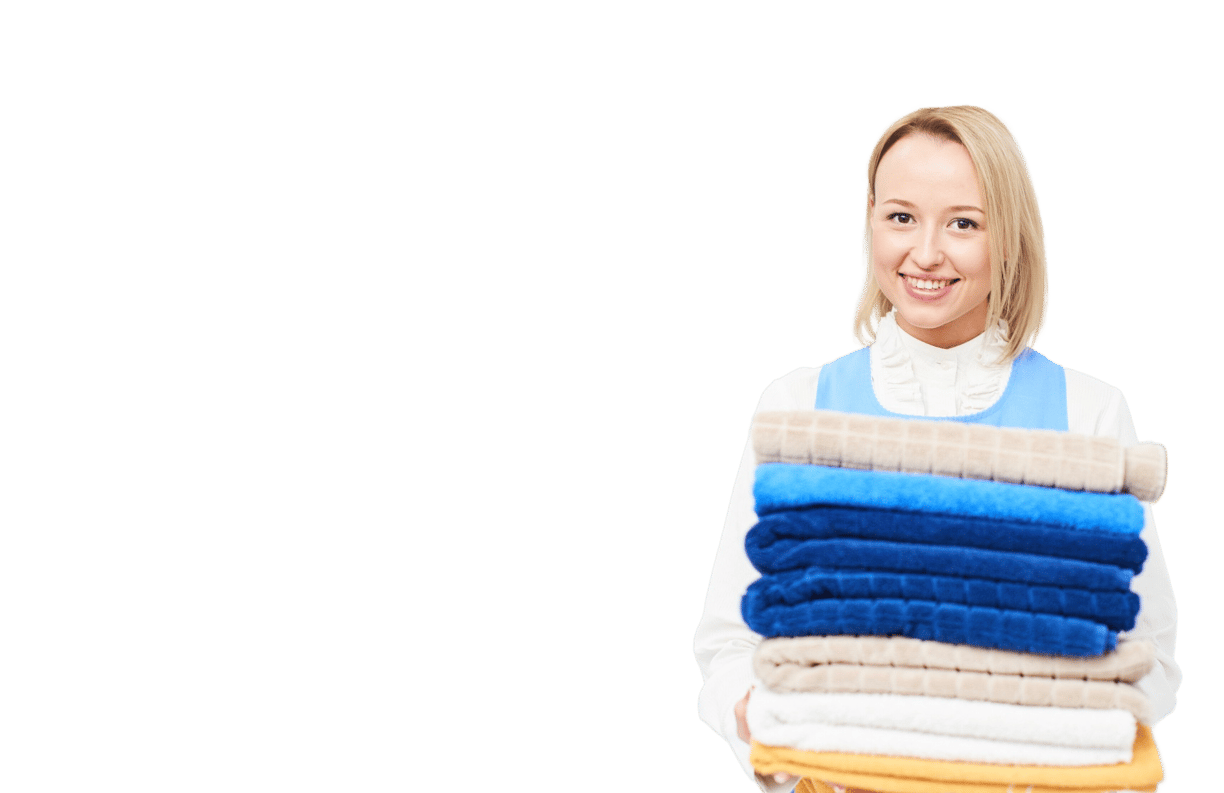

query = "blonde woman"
[[693, 106, 1179, 793]]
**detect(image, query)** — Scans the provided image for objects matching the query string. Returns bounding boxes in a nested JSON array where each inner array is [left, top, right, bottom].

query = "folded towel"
[[743, 597, 1115, 656], [750, 725, 1161, 793], [754, 465, 1145, 534], [746, 689, 1138, 751], [747, 721, 1131, 766], [751, 506, 1148, 571], [793, 778, 1135, 792], [743, 570, 1139, 631], [752, 661, 1150, 721], [744, 535, 1134, 591], [753, 409, 1167, 502], [754, 636, 1156, 682]]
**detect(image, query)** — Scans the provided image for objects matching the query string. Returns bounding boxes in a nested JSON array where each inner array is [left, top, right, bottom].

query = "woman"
[[692, 106, 1180, 793]]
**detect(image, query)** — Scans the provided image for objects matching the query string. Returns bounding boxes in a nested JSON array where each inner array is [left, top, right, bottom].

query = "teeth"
[[905, 275, 952, 290]]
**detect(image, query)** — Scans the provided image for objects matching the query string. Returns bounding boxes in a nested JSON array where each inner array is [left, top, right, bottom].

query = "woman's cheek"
[[872, 232, 900, 263]]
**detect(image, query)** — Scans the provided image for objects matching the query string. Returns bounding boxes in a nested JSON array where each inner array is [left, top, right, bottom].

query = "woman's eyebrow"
[[882, 198, 984, 214]]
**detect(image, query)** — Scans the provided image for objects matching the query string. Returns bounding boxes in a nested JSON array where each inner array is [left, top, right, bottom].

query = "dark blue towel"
[[741, 596, 1116, 657], [751, 506, 1148, 572], [742, 569, 1139, 631], [744, 534, 1134, 591], [754, 464, 1145, 534]]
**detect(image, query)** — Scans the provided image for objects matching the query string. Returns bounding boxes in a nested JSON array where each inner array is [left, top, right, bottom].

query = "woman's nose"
[[910, 229, 945, 270]]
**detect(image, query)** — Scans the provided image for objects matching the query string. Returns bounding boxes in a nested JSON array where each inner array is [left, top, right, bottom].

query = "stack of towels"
[[741, 410, 1168, 793]]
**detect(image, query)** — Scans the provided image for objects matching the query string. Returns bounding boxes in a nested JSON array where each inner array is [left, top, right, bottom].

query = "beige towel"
[[754, 663, 1150, 721], [754, 636, 1156, 682], [752, 410, 1167, 502]]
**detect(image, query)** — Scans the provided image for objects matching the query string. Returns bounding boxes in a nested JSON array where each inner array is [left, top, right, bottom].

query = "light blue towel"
[[753, 464, 1144, 533]]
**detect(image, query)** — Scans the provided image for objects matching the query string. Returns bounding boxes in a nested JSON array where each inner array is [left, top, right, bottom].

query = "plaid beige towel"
[[752, 410, 1166, 502], [752, 663, 1150, 721], [753, 636, 1155, 681]]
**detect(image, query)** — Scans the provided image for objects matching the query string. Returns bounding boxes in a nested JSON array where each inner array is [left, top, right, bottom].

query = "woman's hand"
[[736, 688, 799, 787], [738, 688, 879, 793], [734, 688, 753, 743]]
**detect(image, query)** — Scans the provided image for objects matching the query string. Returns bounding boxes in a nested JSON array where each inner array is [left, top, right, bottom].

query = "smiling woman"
[[693, 106, 1180, 793], [857, 107, 1046, 360], [869, 135, 991, 349]]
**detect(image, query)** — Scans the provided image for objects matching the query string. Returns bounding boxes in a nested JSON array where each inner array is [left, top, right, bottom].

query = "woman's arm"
[[694, 368, 821, 791], [1065, 369, 1181, 723]]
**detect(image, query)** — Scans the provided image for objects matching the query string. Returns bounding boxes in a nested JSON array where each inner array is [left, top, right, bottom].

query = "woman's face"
[[870, 134, 992, 349]]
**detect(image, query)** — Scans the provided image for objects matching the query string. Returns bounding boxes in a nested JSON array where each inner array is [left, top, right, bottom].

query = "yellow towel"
[[753, 725, 1160, 793]]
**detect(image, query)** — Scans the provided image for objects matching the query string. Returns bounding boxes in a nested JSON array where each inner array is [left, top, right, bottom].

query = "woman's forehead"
[[875, 135, 982, 206]]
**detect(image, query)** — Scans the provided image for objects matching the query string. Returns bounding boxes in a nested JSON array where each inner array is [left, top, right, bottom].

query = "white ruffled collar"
[[872, 310, 1012, 416]]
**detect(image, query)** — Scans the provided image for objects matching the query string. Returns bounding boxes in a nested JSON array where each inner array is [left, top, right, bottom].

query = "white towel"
[[748, 721, 1132, 767], [749, 687, 1136, 749]]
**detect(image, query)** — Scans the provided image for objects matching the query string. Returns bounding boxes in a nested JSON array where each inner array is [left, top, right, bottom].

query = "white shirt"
[[692, 313, 1181, 792]]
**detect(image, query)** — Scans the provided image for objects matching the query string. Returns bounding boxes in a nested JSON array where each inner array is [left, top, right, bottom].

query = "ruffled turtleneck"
[[870, 309, 1012, 417]]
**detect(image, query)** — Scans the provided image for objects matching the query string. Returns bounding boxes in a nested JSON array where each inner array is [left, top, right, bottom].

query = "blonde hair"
[[854, 106, 1046, 362]]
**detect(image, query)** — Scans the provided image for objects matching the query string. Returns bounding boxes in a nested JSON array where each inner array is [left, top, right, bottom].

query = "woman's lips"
[[900, 273, 957, 301]]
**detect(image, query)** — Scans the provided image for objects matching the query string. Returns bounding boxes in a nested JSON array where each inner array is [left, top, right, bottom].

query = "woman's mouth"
[[900, 273, 959, 300]]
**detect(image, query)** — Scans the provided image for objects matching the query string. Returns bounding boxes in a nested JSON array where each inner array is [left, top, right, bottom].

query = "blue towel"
[[742, 569, 1139, 631], [751, 507, 1148, 572], [754, 464, 1145, 533], [741, 596, 1116, 656], [743, 534, 1134, 591]]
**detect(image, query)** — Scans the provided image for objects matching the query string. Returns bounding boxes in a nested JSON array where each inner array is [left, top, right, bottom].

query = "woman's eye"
[[887, 212, 913, 224], [952, 218, 979, 230]]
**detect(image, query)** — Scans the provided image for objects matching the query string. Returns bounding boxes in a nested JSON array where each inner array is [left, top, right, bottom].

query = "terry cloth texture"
[[753, 464, 1145, 534], [750, 725, 1161, 793], [751, 506, 1148, 571], [753, 636, 1157, 682], [746, 721, 1131, 766], [752, 409, 1168, 503], [750, 662, 1150, 721], [746, 689, 1138, 750], [741, 597, 1115, 656], [743, 535, 1134, 590], [743, 570, 1139, 631]]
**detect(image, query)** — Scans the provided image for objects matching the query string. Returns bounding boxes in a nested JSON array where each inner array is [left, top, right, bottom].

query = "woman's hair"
[[853, 106, 1046, 362]]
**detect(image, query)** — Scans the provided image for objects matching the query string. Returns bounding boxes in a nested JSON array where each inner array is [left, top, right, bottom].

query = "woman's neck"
[[893, 302, 990, 349]]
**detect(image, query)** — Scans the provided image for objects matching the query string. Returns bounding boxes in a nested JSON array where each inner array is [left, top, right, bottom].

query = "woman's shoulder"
[[756, 346, 869, 412], [756, 366, 824, 412], [1060, 363, 1139, 444], [1061, 364, 1123, 396]]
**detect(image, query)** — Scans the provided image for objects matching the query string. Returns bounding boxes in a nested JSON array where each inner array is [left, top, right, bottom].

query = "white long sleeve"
[[693, 322, 1180, 790], [1064, 368, 1180, 724], [694, 369, 822, 792]]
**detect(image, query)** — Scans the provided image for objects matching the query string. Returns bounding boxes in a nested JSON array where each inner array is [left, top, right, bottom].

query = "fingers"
[[734, 688, 752, 744], [826, 785, 878, 793]]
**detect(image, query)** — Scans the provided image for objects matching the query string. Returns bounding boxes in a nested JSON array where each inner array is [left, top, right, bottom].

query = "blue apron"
[[814, 346, 1068, 430]]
